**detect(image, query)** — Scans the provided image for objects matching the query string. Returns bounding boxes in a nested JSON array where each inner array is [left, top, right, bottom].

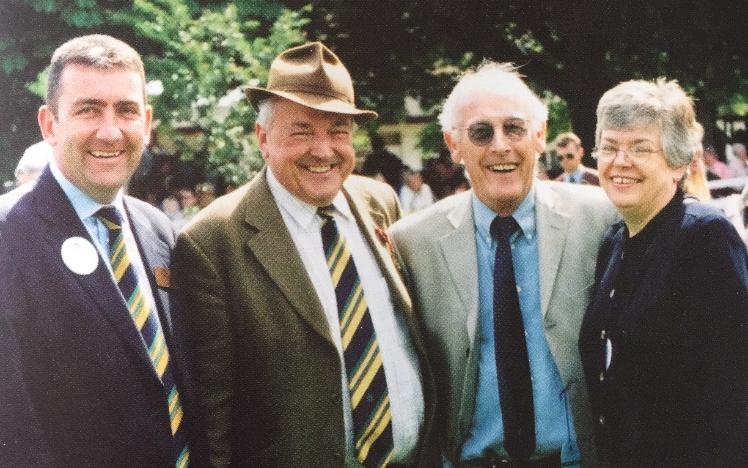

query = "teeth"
[[90, 150, 120, 158], [612, 176, 638, 184], [307, 165, 332, 173], [488, 164, 517, 172]]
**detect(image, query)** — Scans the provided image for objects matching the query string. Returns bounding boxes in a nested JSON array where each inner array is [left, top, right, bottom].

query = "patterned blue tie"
[[491, 215, 535, 460], [97, 207, 190, 467], [318, 206, 394, 467]]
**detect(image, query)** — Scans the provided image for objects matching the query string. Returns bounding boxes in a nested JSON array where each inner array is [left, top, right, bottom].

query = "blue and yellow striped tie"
[[97, 207, 190, 468], [319, 206, 394, 467]]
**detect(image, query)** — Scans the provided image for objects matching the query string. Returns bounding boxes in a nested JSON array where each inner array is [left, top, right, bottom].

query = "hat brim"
[[244, 87, 377, 124]]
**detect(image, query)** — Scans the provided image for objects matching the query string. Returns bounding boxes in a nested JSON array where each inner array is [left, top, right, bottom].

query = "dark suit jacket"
[[0, 168, 205, 468], [554, 166, 600, 186], [172, 169, 437, 467], [579, 194, 748, 467]]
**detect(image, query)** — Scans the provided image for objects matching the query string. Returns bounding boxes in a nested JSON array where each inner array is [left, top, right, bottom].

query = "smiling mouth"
[[488, 163, 518, 173], [611, 176, 640, 185], [306, 164, 335, 173], [90, 150, 123, 159]]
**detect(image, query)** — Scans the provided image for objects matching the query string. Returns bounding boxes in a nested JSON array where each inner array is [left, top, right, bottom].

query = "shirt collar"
[[569, 167, 585, 181], [471, 184, 536, 244], [49, 159, 126, 221], [266, 166, 352, 231]]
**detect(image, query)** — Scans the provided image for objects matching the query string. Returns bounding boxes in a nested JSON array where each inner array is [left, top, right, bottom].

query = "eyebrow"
[[71, 98, 107, 108], [289, 122, 313, 130], [70, 98, 142, 109], [602, 137, 657, 144]]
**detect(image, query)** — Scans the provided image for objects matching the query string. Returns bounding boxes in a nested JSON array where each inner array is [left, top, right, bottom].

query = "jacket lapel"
[[126, 199, 174, 334], [32, 169, 155, 372], [536, 183, 572, 317], [438, 194, 480, 346], [242, 170, 334, 345], [343, 185, 413, 315]]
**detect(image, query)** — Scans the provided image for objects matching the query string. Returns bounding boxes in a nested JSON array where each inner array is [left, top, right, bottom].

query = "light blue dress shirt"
[[565, 167, 585, 184], [460, 188, 580, 465]]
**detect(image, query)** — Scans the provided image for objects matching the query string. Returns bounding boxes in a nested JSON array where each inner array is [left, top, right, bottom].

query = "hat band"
[[267, 84, 352, 104]]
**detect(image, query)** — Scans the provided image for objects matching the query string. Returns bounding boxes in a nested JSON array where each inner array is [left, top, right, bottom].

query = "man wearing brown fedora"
[[172, 42, 436, 467]]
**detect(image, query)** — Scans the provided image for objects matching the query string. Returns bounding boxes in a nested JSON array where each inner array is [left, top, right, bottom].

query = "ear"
[[255, 123, 270, 161], [38, 105, 58, 146], [533, 121, 547, 154], [143, 105, 153, 146], [443, 131, 462, 164], [672, 164, 689, 183]]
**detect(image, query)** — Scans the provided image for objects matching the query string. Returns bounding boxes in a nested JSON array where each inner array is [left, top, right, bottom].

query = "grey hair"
[[595, 78, 704, 168], [255, 96, 357, 131], [256, 98, 276, 129], [47, 34, 146, 117], [438, 61, 548, 138]]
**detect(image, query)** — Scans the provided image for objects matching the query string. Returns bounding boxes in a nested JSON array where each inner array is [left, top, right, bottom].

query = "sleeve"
[[685, 215, 748, 466], [172, 231, 235, 468], [0, 248, 53, 467]]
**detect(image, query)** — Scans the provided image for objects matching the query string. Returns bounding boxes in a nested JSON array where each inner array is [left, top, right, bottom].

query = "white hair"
[[15, 141, 51, 179], [256, 98, 276, 128], [438, 61, 548, 137]]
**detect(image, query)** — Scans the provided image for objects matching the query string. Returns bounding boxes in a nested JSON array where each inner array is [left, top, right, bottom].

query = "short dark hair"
[[47, 34, 146, 116]]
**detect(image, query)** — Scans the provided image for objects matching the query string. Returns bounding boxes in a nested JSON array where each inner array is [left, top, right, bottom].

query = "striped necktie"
[[97, 207, 190, 468], [318, 206, 394, 467]]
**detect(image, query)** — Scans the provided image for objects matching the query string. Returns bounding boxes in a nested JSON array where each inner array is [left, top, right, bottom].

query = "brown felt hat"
[[244, 41, 377, 123]]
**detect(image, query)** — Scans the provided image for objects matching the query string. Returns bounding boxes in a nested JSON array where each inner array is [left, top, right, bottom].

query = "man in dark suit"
[[172, 42, 436, 467], [553, 132, 600, 186], [0, 35, 203, 467]]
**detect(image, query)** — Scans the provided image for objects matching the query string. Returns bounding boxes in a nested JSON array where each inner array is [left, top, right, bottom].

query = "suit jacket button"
[[609, 289, 615, 298], [599, 372, 605, 382], [600, 329, 606, 340]]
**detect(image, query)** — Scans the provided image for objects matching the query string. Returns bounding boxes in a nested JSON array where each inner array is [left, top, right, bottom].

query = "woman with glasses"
[[578, 79, 747, 467]]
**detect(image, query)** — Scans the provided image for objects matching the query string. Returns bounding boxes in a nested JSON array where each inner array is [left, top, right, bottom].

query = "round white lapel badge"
[[61, 236, 99, 275], [605, 338, 613, 370]]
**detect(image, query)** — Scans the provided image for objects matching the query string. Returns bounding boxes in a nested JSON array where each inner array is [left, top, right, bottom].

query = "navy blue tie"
[[491, 215, 535, 460]]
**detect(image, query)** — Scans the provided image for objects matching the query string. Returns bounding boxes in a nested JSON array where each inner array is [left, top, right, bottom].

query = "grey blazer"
[[389, 181, 617, 466]]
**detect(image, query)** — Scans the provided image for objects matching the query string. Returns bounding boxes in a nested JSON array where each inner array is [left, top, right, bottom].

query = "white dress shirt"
[[267, 168, 424, 463]]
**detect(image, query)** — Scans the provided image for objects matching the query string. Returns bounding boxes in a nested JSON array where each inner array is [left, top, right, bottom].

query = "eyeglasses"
[[560, 153, 576, 160], [459, 119, 529, 146], [594, 144, 663, 161]]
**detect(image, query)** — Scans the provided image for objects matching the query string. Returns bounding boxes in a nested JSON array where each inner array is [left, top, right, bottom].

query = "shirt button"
[[516, 285, 522, 293], [599, 372, 605, 382], [600, 329, 606, 340]]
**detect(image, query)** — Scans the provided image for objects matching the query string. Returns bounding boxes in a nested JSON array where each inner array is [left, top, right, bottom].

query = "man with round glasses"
[[553, 132, 600, 186], [390, 61, 617, 467]]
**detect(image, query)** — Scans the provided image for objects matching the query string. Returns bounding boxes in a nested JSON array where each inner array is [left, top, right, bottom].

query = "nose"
[[309, 133, 336, 158], [95, 110, 123, 141], [489, 127, 512, 153], [610, 149, 631, 166]]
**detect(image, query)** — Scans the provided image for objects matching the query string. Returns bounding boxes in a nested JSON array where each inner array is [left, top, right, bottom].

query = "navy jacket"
[[0, 168, 206, 467], [579, 193, 748, 467]]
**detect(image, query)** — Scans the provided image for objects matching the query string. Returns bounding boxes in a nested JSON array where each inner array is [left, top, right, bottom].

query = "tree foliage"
[[2, 1, 747, 181], [292, 0, 748, 153], [111, 0, 309, 184]]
